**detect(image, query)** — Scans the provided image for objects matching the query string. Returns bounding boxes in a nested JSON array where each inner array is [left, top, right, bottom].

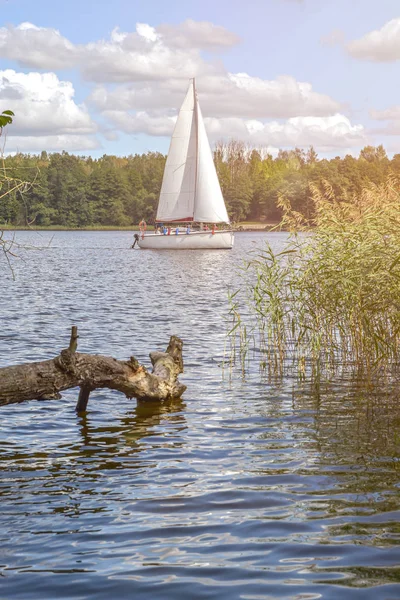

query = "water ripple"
[[1, 231, 400, 599]]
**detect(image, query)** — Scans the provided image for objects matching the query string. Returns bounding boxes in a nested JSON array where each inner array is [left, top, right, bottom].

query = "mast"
[[193, 78, 198, 213]]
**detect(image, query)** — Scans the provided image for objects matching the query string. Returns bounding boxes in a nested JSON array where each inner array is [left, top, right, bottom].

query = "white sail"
[[194, 102, 230, 224], [156, 83, 197, 222], [156, 79, 230, 224]]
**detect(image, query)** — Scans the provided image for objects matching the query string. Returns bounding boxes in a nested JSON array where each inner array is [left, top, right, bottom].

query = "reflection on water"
[[0, 231, 400, 599], [293, 379, 400, 546]]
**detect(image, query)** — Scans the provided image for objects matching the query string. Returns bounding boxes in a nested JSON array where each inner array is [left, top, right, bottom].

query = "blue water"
[[1, 231, 399, 599]]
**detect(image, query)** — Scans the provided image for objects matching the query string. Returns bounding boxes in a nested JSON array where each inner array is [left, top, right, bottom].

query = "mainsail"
[[156, 79, 230, 224]]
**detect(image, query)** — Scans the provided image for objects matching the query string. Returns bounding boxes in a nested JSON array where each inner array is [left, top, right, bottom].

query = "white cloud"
[[4, 134, 100, 152], [136, 23, 158, 42], [0, 20, 341, 122], [347, 18, 400, 62], [0, 22, 78, 69], [90, 73, 341, 119], [0, 21, 220, 83], [0, 70, 96, 136], [370, 105, 400, 120], [0, 19, 239, 78], [103, 110, 177, 137], [81, 31, 211, 83], [103, 109, 365, 151], [369, 105, 400, 135], [0, 19, 355, 154], [157, 19, 240, 50], [209, 114, 366, 150], [221, 73, 340, 117]]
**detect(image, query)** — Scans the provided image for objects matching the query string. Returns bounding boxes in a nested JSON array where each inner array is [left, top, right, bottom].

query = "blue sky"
[[1, 0, 400, 157]]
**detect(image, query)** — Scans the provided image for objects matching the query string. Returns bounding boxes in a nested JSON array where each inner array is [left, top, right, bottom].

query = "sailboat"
[[137, 79, 234, 250]]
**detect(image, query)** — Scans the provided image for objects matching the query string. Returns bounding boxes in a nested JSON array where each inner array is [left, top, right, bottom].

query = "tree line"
[[0, 142, 398, 227]]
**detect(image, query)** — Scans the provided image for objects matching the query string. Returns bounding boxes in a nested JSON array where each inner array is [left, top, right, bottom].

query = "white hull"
[[137, 230, 234, 250]]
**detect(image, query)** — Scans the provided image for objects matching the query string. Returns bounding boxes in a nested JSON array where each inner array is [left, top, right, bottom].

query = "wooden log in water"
[[0, 327, 186, 411]]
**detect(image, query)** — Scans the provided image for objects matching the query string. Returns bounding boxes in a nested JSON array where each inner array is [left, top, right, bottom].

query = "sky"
[[1, 0, 400, 158]]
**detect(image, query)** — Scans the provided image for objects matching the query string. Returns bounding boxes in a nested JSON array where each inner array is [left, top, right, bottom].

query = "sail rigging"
[[156, 79, 230, 224]]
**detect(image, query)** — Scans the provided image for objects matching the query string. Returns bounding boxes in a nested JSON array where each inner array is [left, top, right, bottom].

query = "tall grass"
[[228, 177, 400, 380]]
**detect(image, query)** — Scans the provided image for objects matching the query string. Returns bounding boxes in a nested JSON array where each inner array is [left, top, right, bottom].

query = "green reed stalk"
[[228, 177, 400, 379]]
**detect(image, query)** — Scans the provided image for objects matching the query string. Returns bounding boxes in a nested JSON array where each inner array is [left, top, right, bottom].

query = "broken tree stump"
[[0, 327, 186, 411]]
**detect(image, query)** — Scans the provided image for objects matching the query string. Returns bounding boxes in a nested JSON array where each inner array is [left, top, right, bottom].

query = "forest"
[[1, 141, 398, 227]]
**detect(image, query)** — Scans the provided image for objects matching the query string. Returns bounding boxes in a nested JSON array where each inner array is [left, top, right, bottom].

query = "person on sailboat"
[[139, 219, 147, 240], [186, 224, 191, 234], [212, 224, 217, 235], [175, 226, 179, 235]]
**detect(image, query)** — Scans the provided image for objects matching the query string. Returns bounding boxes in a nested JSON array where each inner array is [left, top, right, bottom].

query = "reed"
[[228, 177, 400, 380]]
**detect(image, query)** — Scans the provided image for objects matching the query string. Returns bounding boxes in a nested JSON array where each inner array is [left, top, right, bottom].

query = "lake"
[[1, 230, 400, 599]]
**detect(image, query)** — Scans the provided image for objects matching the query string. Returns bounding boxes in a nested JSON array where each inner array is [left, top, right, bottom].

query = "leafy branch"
[[0, 109, 14, 131], [0, 109, 42, 278]]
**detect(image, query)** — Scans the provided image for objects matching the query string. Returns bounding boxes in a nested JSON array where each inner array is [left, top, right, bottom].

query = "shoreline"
[[0, 222, 281, 232]]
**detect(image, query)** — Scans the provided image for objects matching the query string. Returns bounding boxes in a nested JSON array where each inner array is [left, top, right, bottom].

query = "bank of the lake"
[[1, 224, 148, 231], [1, 221, 278, 232]]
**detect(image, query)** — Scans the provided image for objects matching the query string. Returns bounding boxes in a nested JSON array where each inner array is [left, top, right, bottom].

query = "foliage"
[[0, 110, 39, 273], [0, 110, 14, 130], [0, 151, 167, 228], [228, 177, 400, 380], [1, 141, 400, 228]]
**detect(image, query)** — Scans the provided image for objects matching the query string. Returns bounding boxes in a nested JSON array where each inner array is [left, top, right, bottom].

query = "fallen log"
[[0, 326, 186, 411]]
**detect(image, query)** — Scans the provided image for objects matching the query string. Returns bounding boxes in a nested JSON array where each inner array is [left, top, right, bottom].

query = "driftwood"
[[0, 326, 186, 411]]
